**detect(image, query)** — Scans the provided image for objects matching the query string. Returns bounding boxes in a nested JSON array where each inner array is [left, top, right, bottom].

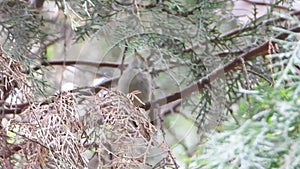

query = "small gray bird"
[[118, 51, 152, 107]]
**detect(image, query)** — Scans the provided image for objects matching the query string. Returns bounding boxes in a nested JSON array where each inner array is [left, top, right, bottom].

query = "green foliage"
[[2, 0, 300, 168], [192, 84, 300, 168], [191, 29, 300, 168]]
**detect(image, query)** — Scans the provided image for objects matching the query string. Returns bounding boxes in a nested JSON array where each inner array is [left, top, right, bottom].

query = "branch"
[[242, 0, 298, 11], [180, 10, 300, 59], [215, 10, 300, 41], [142, 26, 300, 110], [28, 60, 126, 73], [6, 26, 300, 114]]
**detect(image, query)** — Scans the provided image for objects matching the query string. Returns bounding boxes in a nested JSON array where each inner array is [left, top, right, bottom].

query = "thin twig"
[[142, 26, 300, 110]]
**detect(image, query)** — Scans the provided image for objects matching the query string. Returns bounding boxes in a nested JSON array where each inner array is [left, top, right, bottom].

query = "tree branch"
[[142, 26, 300, 110], [28, 60, 126, 73], [215, 10, 300, 41], [242, 0, 298, 11], [5, 26, 300, 114]]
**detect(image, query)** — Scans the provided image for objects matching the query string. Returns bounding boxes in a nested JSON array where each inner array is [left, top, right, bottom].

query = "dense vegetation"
[[0, 0, 299, 168]]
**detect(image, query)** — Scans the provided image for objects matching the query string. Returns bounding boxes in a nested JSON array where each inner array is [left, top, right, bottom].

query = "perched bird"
[[118, 51, 152, 107]]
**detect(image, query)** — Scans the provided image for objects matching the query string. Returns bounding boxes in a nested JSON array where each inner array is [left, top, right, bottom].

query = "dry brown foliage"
[[0, 46, 33, 106], [0, 49, 178, 168]]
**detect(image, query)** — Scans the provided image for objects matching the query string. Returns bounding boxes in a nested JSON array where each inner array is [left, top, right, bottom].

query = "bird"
[[118, 51, 152, 107]]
